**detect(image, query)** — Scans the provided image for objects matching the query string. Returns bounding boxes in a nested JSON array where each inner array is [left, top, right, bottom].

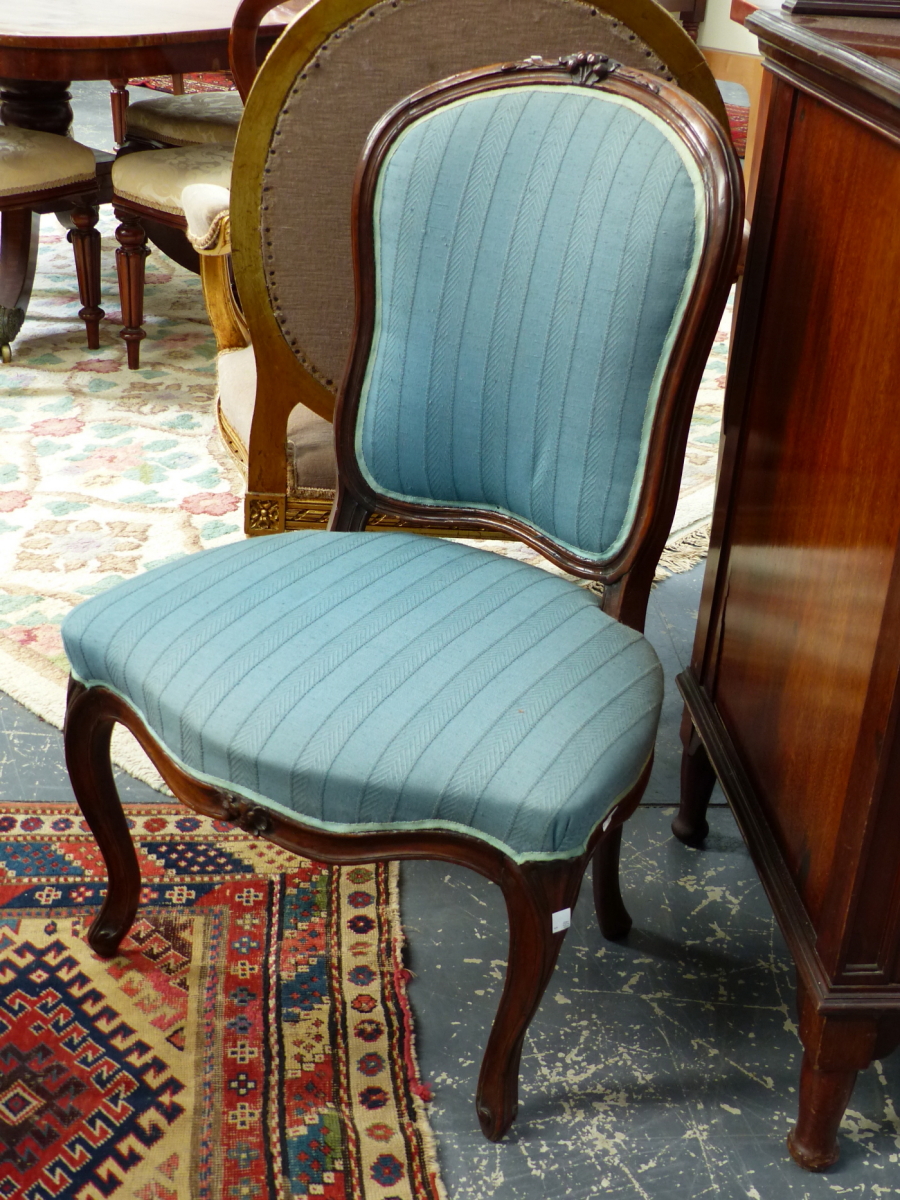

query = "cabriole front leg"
[[64, 679, 142, 958], [476, 858, 583, 1140], [592, 823, 632, 940]]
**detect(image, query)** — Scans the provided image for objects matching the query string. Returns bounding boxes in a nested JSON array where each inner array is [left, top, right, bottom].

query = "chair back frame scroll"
[[333, 57, 743, 631], [228, 0, 730, 536]]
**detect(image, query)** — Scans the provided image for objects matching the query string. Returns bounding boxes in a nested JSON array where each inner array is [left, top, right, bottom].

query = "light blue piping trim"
[[71, 670, 649, 866], [355, 84, 708, 563]]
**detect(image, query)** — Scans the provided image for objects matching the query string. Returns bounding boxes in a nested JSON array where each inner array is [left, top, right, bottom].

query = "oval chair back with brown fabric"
[[224, 0, 729, 535]]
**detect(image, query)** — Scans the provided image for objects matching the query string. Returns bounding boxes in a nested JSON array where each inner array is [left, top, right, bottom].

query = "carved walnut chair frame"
[[65, 57, 742, 1141]]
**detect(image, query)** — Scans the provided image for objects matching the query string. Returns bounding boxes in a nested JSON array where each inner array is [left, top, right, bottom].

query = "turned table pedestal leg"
[[0, 78, 73, 135], [0, 209, 39, 362]]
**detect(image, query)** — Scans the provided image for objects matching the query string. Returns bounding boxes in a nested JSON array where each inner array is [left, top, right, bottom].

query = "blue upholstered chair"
[[62, 55, 742, 1140]]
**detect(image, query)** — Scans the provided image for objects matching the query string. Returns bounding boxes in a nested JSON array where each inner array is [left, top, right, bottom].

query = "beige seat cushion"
[[112, 144, 233, 217], [218, 346, 336, 489], [126, 92, 244, 147], [0, 127, 96, 199]]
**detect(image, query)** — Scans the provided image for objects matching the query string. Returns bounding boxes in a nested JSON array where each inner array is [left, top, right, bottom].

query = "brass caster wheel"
[[1, 343, 11, 364]]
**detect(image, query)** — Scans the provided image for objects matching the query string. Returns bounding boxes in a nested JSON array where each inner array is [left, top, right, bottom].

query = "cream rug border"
[[0, 636, 168, 790]]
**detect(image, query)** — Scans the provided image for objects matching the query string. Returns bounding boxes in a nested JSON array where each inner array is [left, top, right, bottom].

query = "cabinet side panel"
[[712, 90, 900, 931]]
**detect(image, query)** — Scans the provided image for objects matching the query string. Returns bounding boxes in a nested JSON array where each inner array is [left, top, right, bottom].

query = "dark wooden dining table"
[[0, 1, 297, 338], [0, 2, 298, 132]]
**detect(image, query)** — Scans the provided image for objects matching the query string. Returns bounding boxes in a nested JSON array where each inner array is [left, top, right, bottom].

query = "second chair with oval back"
[[106, 0, 728, 455], [216, 0, 730, 536]]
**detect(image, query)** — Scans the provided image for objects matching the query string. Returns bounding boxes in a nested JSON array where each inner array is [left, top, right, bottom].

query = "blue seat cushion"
[[62, 532, 663, 862]]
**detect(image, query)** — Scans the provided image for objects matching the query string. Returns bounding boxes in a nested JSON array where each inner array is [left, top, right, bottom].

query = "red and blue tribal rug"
[[0, 803, 445, 1200], [129, 73, 237, 94]]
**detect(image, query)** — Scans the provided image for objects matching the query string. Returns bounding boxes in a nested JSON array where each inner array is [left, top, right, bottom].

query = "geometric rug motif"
[[0, 804, 445, 1200]]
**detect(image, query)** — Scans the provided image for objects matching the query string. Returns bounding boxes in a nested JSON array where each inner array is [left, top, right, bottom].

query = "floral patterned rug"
[[0, 802, 445, 1200], [0, 214, 247, 781], [0, 214, 730, 783]]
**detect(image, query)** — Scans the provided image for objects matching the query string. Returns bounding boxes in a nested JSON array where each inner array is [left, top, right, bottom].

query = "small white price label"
[[551, 907, 571, 934]]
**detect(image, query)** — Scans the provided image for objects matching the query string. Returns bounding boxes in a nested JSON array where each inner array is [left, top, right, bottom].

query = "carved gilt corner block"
[[245, 492, 285, 535]]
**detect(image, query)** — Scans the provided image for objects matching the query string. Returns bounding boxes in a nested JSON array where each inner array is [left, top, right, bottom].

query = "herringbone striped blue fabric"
[[357, 86, 704, 559], [62, 533, 662, 860]]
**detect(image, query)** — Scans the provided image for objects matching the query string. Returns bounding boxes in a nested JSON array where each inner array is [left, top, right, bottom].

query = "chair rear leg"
[[476, 856, 585, 1141], [591, 757, 653, 941], [64, 678, 141, 958], [0, 208, 40, 362], [592, 823, 632, 940], [114, 207, 149, 368], [68, 203, 104, 349]]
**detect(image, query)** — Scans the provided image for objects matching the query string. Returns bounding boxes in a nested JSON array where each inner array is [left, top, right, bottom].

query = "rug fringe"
[[654, 522, 711, 581]]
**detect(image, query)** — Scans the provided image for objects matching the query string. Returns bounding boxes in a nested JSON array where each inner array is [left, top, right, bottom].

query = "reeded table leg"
[[69, 204, 105, 348], [114, 209, 150, 367]]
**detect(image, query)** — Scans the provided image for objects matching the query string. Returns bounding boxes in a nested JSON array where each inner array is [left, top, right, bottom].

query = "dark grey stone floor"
[[4, 79, 898, 1199], [4, 566, 899, 1197]]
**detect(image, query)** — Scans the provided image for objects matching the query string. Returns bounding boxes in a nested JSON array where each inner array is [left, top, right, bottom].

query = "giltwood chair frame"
[[66, 56, 742, 1142]]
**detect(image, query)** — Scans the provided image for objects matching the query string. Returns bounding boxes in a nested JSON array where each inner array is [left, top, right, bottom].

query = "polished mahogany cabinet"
[[675, 8, 900, 1173]]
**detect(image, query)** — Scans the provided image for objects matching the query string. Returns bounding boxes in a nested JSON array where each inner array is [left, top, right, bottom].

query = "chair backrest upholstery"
[[231, 0, 728, 437], [353, 79, 702, 560], [335, 58, 742, 589]]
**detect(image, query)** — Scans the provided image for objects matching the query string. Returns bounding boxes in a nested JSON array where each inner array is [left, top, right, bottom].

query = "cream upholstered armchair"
[[109, 5, 303, 150], [106, 0, 288, 368], [194, 0, 729, 535], [0, 127, 102, 361], [119, 91, 244, 150]]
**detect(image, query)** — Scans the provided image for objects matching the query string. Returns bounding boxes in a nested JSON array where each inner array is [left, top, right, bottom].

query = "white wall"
[[698, 0, 761, 53]]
